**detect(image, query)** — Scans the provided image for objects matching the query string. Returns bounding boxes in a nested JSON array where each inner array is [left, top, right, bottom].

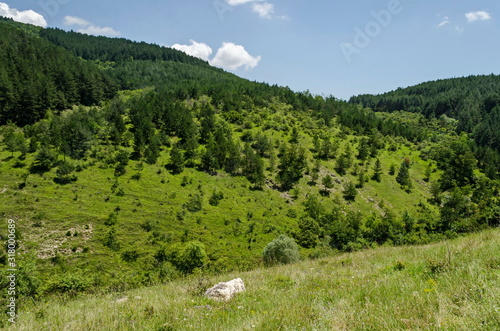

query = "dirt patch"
[[34, 224, 94, 259]]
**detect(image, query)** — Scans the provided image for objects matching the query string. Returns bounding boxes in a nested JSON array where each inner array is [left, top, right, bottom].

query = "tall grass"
[[10, 228, 500, 330]]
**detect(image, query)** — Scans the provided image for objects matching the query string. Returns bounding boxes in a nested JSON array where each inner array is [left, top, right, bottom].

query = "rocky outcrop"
[[205, 278, 245, 301]]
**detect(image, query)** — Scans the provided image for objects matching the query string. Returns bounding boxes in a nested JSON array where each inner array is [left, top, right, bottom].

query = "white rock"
[[205, 278, 246, 301]]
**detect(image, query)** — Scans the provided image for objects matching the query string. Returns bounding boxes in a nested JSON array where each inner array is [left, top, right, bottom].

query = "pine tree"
[[372, 158, 383, 182], [322, 175, 334, 189], [225, 139, 241, 175], [343, 181, 357, 201], [242, 143, 265, 187], [396, 158, 413, 191], [357, 171, 365, 188], [169, 143, 185, 174], [201, 133, 219, 173], [277, 145, 307, 190]]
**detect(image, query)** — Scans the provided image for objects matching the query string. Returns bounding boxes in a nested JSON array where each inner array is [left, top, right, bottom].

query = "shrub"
[[208, 190, 224, 206], [104, 212, 118, 226], [121, 249, 139, 262], [343, 181, 358, 201], [184, 194, 202, 212], [171, 241, 207, 275], [263, 234, 300, 266]]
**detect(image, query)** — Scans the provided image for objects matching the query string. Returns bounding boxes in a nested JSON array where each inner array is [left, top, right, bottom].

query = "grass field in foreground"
[[9, 228, 500, 330]]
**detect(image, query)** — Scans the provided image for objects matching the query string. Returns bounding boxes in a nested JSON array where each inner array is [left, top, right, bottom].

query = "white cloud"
[[0, 2, 47, 27], [465, 11, 492, 23], [78, 26, 121, 37], [63, 15, 121, 37], [171, 40, 213, 61], [225, 0, 287, 20], [437, 16, 450, 28], [63, 16, 91, 27], [210, 42, 261, 71], [252, 2, 274, 19], [226, 0, 262, 6]]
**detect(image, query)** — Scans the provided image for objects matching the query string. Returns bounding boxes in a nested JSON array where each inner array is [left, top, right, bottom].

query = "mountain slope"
[[349, 75, 500, 153], [0, 19, 499, 308], [0, 19, 116, 125]]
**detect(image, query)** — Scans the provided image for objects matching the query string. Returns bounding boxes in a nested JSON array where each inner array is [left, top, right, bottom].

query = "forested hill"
[[38, 28, 212, 66], [349, 75, 500, 152], [0, 17, 326, 127], [0, 17, 117, 125]]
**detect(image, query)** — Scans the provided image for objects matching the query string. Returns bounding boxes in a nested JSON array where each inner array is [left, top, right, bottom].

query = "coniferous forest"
[[0, 17, 499, 320]]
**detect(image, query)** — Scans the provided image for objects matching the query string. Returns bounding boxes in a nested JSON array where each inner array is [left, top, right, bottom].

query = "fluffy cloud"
[[252, 3, 274, 19], [78, 26, 121, 37], [210, 42, 261, 71], [465, 11, 492, 23], [0, 2, 47, 27], [63, 16, 91, 27], [225, 0, 262, 6], [437, 16, 450, 28], [171, 40, 213, 61], [225, 0, 287, 20], [63, 15, 121, 37]]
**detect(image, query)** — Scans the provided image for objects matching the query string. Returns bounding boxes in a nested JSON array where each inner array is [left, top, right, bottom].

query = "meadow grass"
[[9, 228, 500, 330]]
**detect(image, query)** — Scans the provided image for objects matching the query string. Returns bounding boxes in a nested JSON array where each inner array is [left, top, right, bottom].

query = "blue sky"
[[2, 0, 499, 100]]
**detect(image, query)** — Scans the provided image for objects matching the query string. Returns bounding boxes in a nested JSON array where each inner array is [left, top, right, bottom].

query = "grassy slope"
[[0, 97, 449, 300], [11, 228, 500, 330], [0, 106, 439, 282]]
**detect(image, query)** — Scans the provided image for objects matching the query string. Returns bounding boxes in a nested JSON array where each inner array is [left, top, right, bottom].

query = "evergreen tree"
[[322, 175, 334, 189], [357, 137, 370, 161], [296, 217, 320, 248], [343, 181, 357, 201], [199, 103, 216, 143], [225, 139, 241, 175], [396, 158, 413, 191], [357, 171, 365, 188], [169, 143, 185, 174], [289, 126, 300, 144], [319, 138, 332, 160], [277, 145, 307, 190], [372, 158, 383, 182], [201, 133, 219, 173], [242, 143, 265, 187]]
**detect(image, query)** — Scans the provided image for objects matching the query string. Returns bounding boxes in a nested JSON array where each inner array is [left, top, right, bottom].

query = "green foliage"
[[169, 143, 185, 174], [296, 217, 320, 248], [55, 160, 77, 184], [242, 143, 265, 187], [0, 23, 116, 126], [184, 194, 203, 213], [277, 145, 307, 190], [44, 272, 92, 296], [103, 228, 120, 250], [322, 175, 334, 189], [170, 241, 207, 274], [121, 249, 139, 262], [104, 212, 118, 226], [372, 158, 383, 182], [433, 137, 476, 190], [263, 235, 301, 266], [31, 145, 57, 172], [343, 181, 358, 201], [208, 190, 224, 206], [396, 158, 413, 191]]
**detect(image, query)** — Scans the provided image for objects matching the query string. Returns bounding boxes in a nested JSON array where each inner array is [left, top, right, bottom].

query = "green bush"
[[170, 241, 207, 274], [263, 235, 300, 266]]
